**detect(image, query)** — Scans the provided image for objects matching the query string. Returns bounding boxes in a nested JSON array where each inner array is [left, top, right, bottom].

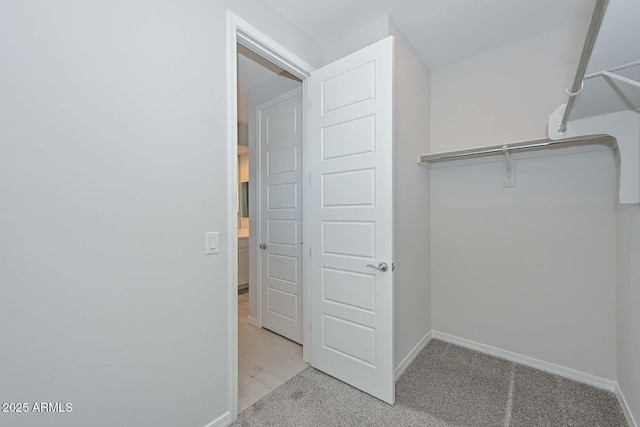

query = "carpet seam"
[[502, 362, 515, 427]]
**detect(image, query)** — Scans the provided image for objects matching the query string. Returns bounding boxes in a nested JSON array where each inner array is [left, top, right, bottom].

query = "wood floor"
[[238, 292, 308, 413]]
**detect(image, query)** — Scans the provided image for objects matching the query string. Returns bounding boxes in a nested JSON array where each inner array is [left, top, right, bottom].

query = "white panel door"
[[259, 89, 303, 344], [310, 37, 395, 404]]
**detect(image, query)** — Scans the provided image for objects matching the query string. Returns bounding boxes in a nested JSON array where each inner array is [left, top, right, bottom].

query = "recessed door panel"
[[323, 267, 376, 312], [268, 288, 298, 321], [322, 115, 375, 160], [268, 146, 297, 176], [268, 220, 297, 247], [323, 314, 376, 366], [322, 169, 375, 207], [321, 62, 375, 114], [268, 253, 297, 284], [267, 183, 297, 210], [267, 109, 297, 142], [323, 221, 375, 259]]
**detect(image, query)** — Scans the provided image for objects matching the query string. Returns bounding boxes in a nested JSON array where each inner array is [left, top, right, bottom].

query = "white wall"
[[247, 76, 301, 322], [431, 147, 618, 380], [238, 123, 249, 146], [567, 110, 640, 204], [0, 1, 321, 426], [390, 22, 432, 369], [616, 113, 640, 423], [431, 20, 590, 152]]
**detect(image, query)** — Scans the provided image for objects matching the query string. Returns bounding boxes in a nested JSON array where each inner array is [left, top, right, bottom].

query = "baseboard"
[[204, 411, 230, 427], [431, 330, 616, 392], [395, 331, 432, 380], [247, 316, 259, 327], [615, 382, 638, 427]]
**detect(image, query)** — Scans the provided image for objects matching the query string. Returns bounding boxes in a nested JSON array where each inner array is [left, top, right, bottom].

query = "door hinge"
[[309, 322, 312, 331], [309, 174, 312, 183]]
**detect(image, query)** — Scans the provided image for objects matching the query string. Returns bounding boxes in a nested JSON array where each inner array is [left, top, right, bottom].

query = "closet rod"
[[418, 134, 615, 164], [561, 0, 609, 127]]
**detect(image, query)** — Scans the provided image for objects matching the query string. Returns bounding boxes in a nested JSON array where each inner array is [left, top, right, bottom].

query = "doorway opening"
[[227, 14, 315, 420], [235, 41, 306, 413], [229, 14, 398, 421]]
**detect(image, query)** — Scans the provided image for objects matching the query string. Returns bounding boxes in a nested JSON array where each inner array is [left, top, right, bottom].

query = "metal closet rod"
[[561, 0, 610, 125], [419, 134, 616, 164]]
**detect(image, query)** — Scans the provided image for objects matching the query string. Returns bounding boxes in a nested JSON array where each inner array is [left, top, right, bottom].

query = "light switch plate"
[[205, 232, 219, 255]]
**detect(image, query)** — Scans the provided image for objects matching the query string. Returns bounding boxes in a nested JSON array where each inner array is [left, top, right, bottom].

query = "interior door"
[[259, 89, 303, 344], [310, 37, 395, 404]]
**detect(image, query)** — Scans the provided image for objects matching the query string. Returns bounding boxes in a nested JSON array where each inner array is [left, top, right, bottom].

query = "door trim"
[[226, 11, 314, 422]]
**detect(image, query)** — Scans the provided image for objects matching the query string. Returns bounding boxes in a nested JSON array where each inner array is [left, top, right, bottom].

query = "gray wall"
[[616, 114, 640, 421], [617, 204, 640, 421], [430, 20, 590, 152], [0, 1, 321, 426], [390, 22, 432, 370], [431, 147, 618, 380]]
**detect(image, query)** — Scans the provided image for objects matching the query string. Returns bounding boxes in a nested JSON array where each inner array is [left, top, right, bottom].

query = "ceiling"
[[238, 44, 287, 95], [262, 0, 596, 69], [237, 44, 299, 124]]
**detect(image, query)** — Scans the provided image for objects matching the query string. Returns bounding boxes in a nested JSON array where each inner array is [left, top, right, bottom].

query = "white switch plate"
[[205, 232, 219, 255]]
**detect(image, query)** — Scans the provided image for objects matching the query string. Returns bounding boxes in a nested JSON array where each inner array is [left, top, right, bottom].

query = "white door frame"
[[226, 11, 314, 421]]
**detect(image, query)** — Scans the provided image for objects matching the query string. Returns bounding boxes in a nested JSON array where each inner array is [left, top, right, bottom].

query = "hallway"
[[238, 292, 308, 412]]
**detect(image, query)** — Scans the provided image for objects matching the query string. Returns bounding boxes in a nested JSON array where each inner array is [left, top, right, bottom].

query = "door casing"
[[226, 11, 314, 422]]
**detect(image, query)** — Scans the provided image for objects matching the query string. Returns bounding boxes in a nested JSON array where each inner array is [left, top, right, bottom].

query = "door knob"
[[259, 243, 268, 250], [366, 262, 388, 272]]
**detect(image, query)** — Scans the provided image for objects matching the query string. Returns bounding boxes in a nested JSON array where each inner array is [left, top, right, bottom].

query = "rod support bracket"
[[502, 145, 515, 187]]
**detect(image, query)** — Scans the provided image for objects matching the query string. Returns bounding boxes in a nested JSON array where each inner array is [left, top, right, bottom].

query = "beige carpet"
[[232, 339, 627, 426]]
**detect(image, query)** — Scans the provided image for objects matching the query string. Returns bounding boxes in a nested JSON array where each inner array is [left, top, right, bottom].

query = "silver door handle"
[[366, 262, 388, 272], [259, 243, 268, 250]]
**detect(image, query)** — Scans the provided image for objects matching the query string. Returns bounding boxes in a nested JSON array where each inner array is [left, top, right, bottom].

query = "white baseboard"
[[247, 316, 259, 327], [431, 330, 616, 392], [615, 382, 638, 427], [204, 411, 230, 427], [395, 331, 432, 380]]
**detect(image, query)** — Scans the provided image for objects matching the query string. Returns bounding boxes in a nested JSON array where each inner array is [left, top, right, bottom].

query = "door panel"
[[267, 183, 297, 210], [323, 267, 376, 312], [322, 115, 375, 160], [322, 169, 376, 207], [260, 89, 303, 344], [321, 61, 376, 113], [267, 220, 297, 246], [310, 37, 395, 404]]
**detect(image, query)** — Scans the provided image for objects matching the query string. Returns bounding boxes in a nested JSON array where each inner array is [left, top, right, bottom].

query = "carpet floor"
[[232, 339, 627, 426]]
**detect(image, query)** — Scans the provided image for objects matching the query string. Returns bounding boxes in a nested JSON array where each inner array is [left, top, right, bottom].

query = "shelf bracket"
[[502, 145, 515, 187], [600, 71, 640, 89], [548, 107, 639, 204]]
